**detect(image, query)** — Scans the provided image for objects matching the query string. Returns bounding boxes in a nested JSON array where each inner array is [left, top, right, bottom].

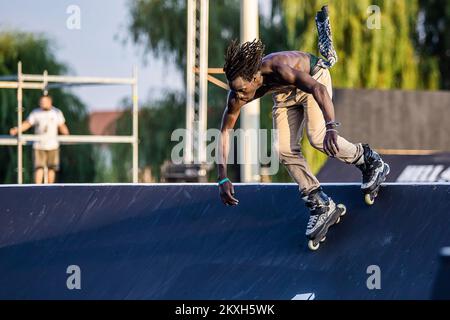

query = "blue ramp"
[[0, 183, 449, 299]]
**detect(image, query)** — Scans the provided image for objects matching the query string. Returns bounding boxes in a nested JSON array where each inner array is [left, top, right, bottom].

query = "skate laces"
[[318, 22, 331, 50], [316, 18, 337, 67], [357, 161, 372, 182], [307, 215, 319, 229], [359, 156, 382, 183]]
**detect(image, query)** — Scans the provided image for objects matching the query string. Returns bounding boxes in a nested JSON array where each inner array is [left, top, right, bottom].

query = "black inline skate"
[[356, 144, 390, 205], [303, 187, 347, 251]]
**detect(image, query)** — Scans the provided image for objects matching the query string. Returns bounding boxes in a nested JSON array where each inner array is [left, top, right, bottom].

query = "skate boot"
[[355, 144, 390, 205], [315, 5, 338, 68], [303, 187, 346, 251]]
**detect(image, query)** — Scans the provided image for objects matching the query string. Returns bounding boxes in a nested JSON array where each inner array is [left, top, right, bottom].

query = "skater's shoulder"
[[263, 50, 309, 61], [262, 51, 310, 71]]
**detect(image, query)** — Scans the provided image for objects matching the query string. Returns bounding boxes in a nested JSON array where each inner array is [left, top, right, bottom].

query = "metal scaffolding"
[[185, 0, 209, 164], [0, 61, 139, 184], [184, 0, 261, 182], [239, 0, 260, 182]]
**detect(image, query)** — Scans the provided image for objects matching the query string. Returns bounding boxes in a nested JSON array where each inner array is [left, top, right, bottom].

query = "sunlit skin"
[[39, 95, 53, 110], [218, 51, 339, 206]]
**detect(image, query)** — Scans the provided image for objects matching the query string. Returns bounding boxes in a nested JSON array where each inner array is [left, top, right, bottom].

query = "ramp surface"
[[0, 183, 449, 299]]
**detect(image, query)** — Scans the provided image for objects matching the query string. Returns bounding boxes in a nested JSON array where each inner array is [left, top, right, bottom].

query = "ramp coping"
[[0, 182, 449, 188]]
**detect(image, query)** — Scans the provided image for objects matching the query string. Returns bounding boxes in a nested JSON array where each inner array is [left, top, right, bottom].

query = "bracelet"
[[218, 177, 230, 185], [325, 121, 341, 128]]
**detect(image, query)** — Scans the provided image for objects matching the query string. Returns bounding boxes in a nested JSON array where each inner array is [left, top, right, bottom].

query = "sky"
[[0, 0, 184, 111], [0, 0, 273, 111]]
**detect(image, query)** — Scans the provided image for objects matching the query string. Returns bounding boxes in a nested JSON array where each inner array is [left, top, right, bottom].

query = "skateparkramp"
[[0, 183, 449, 299]]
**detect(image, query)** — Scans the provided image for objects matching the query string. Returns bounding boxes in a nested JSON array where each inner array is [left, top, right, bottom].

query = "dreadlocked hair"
[[223, 39, 265, 82]]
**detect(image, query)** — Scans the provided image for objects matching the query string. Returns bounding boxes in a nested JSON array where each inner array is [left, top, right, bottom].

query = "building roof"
[[88, 111, 123, 135]]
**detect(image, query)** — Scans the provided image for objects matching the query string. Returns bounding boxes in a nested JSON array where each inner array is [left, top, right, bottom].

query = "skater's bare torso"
[[257, 51, 313, 95], [229, 51, 314, 103]]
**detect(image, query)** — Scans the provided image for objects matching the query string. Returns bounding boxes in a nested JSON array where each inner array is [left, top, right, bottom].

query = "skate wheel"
[[335, 217, 341, 224], [320, 236, 326, 243], [337, 204, 347, 216], [365, 193, 375, 206], [308, 240, 320, 251]]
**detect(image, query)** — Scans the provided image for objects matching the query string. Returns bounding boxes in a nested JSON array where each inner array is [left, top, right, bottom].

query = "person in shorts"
[[10, 95, 69, 184]]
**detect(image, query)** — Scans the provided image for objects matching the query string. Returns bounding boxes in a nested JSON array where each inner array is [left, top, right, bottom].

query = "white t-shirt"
[[26, 107, 66, 150]]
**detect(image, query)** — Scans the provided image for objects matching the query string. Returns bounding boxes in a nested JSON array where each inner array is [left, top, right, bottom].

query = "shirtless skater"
[[217, 6, 389, 249]]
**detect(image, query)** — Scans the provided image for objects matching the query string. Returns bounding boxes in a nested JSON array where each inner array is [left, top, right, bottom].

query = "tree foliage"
[[109, 94, 185, 182], [417, 0, 450, 89], [279, 0, 439, 90]]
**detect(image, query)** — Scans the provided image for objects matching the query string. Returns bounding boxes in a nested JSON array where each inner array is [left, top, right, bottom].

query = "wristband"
[[325, 121, 341, 128], [218, 177, 230, 185], [326, 129, 338, 133]]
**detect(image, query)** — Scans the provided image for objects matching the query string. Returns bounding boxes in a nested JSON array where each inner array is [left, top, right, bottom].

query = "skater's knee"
[[307, 134, 324, 151], [278, 144, 300, 162], [278, 151, 294, 164]]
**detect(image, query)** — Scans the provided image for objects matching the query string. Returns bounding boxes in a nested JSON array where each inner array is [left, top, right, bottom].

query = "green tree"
[[0, 31, 96, 183], [109, 94, 185, 182], [280, 0, 439, 90], [417, 0, 450, 89]]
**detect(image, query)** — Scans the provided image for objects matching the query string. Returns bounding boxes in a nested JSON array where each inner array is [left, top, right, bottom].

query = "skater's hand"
[[218, 178, 239, 206], [323, 130, 339, 157]]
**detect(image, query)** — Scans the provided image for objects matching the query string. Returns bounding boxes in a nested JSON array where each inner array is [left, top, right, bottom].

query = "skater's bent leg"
[[273, 105, 321, 195], [304, 69, 363, 164], [281, 154, 321, 195], [305, 115, 364, 164]]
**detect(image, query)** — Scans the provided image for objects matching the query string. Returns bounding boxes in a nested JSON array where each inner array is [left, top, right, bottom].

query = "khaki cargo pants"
[[272, 67, 363, 195]]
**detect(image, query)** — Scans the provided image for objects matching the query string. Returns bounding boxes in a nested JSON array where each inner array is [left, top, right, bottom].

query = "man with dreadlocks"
[[217, 6, 390, 250]]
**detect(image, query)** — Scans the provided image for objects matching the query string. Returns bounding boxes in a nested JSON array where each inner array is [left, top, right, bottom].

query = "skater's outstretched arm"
[[217, 91, 247, 206], [274, 63, 340, 157]]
